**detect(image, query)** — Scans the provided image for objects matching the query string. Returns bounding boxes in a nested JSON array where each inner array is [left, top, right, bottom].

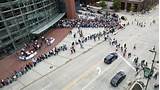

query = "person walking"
[[121, 46, 123, 52], [124, 43, 126, 48], [128, 53, 131, 58], [133, 44, 136, 50]]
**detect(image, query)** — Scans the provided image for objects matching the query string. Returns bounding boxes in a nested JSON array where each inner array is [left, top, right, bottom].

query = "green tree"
[[99, 0, 107, 9], [113, 0, 121, 12]]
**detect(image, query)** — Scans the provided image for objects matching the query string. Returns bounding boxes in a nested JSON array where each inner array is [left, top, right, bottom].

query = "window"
[[19, 2, 24, 7], [1, 37, 10, 43], [2, 11, 13, 19], [6, 18, 16, 26], [16, 16, 23, 22], [28, 5, 34, 11], [0, 6, 11, 11], [44, 0, 49, 5], [12, 4, 19, 9], [19, 22, 25, 29], [9, 25, 18, 33], [11, 32, 20, 39], [34, 0, 41, 3], [37, 2, 43, 8], [13, 9, 21, 16], [0, 0, 8, 3], [0, 29, 8, 36], [0, 16, 2, 20], [24, 0, 33, 5], [21, 7, 27, 13], [0, 22, 5, 29], [26, 18, 37, 26]]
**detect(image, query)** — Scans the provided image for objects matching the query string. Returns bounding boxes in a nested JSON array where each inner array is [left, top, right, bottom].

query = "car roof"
[[106, 54, 114, 59], [111, 71, 125, 83]]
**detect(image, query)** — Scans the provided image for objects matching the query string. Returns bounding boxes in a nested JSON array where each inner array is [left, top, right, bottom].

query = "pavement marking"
[[82, 59, 123, 90], [62, 59, 103, 90], [96, 67, 101, 75], [118, 53, 136, 71]]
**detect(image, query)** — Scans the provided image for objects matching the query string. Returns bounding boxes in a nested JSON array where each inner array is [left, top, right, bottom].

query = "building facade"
[[120, 0, 159, 12], [0, 0, 76, 59]]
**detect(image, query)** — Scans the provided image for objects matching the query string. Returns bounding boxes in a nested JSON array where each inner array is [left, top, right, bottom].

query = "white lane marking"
[[82, 60, 123, 90], [118, 53, 136, 71], [96, 67, 101, 75], [82, 54, 136, 90]]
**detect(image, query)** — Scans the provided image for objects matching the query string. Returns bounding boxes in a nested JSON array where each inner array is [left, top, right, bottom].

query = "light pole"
[[145, 47, 157, 90]]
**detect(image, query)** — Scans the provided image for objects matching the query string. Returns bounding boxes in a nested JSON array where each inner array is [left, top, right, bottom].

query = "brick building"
[[120, 0, 159, 12]]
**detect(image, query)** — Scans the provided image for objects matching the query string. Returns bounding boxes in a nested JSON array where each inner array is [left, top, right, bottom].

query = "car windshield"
[[106, 54, 114, 60], [112, 72, 124, 83]]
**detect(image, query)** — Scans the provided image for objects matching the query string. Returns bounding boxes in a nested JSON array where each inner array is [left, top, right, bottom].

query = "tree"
[[113, 0, 121, 12], [99, 0, 107, 9]]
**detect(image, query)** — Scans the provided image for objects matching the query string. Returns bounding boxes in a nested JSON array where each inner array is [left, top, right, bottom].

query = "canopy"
[[31, 13, 65, 34]]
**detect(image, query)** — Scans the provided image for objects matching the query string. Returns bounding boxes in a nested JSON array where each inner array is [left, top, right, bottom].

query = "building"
[[120, 0, 159, 12], [80, 0, 99, 6], [0, 0, 76, 59]]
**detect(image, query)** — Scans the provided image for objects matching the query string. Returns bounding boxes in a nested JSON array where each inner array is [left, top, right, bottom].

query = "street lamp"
[[145, 47, 157, 90]]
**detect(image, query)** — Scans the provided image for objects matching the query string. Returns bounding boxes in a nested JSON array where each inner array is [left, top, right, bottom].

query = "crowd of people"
[[57, 13, 121, 29], [0, 44, 67, 88]]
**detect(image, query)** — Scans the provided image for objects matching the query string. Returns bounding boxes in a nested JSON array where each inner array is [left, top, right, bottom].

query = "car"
[[121, 16, 127, 20], [97, 10, 103, 14], [110, 71, 126, 87], [104, 53, 118, 64]]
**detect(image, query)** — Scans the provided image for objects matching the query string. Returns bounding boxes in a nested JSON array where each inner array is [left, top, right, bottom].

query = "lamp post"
[[145, 47, 157, 90]]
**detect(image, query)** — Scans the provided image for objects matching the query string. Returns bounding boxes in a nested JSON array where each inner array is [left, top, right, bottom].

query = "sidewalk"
[[0, 28, 71, 80]]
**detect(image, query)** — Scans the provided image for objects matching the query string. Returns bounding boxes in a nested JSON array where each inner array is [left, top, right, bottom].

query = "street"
[[2, 5, 159, 90]]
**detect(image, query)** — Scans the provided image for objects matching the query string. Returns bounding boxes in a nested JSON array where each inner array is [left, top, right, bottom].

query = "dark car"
[[97, 10, 103, 14], [121, 16, 127, 20], [104, 53, 118, 64], [110, 71, 126, 87]]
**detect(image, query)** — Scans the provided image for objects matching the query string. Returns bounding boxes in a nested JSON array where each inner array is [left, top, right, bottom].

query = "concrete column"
[[124, 0, 128, 11], [65, 0, 77, 19]]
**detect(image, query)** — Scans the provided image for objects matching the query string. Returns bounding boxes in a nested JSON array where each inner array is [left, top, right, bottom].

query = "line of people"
[[0, 44, 67, 88]]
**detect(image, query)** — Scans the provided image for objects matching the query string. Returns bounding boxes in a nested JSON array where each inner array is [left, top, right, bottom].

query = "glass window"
[[0, 22, 5, 29], [19, 2, 24, 7], [0, 0, 8, 3], [21, 7, 27, 13], [2, 11, 13, 19], [26, 18, 37, 26], [1, 37, 10, 43], [37, 2, 43, 8], [6, 18, 16, 26], [12, 3, 19, 9], [11, 32, 20, 39], [19, 22, 25, 29], [0, 29, 8, 36], [44, 0, 49, 5], [16, 16, 23, 22], [24, 0, 33, 5], [9, 25, 18, 33], [28, 5, 34, 11], [34, 0, 42, 3], [0, 6, 11, 12], [13, 9, 21, 16]]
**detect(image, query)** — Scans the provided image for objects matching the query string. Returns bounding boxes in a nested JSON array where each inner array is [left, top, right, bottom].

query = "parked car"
[[110, 71, 126, 87], [104, 53, 118, 64]]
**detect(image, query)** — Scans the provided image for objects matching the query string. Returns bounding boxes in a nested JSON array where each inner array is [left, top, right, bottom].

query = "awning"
[[31, 13, 65, 34]]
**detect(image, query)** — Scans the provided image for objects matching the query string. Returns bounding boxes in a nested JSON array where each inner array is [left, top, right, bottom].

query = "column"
[[124, 0, 128, 11], [64, 0, 77, 19]]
